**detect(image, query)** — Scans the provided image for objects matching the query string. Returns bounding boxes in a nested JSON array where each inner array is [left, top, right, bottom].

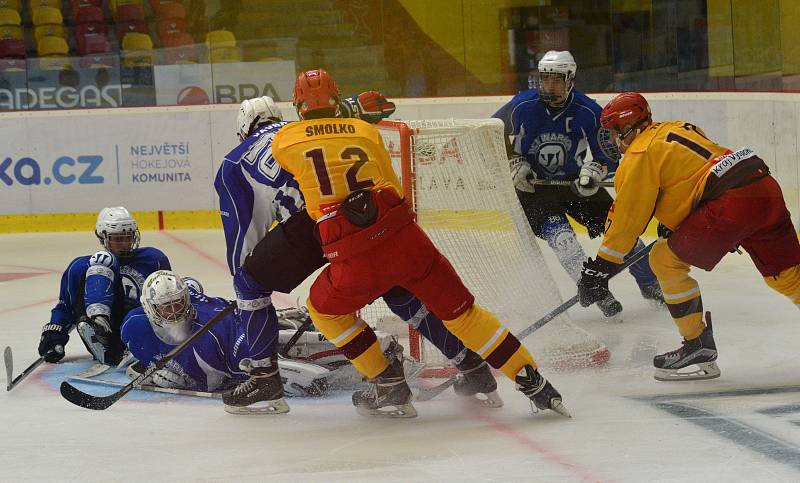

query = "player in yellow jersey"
[[577, 92, 800, 381], [272, 68, 570, 418]]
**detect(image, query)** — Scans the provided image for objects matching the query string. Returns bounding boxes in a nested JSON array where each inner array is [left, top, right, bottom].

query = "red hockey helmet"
[[293, 68, 341, 119], [600, 92, 652, 134]]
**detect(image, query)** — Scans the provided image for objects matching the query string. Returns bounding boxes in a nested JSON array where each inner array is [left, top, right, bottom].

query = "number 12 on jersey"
[[305, 146, 375, 196]]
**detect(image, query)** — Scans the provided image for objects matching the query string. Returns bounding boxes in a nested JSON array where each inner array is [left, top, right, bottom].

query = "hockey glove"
[[657, 223, 673, 239], [341, 91, 396, 124], [572, 160, 608, 197], [510, 156, 537, 193], [38, 323, 69, 362], [577, 257, 620, 307]]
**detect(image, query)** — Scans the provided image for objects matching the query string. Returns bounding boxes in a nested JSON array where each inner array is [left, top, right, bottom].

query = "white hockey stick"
[[67, 375, 222, 399], [533, 179, 614, 188]]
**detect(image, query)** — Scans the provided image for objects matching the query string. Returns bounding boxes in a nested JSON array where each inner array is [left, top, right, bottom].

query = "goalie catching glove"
[[577, 257, 621, 307], [341, 91, 396, 124], [510, 156, 537, 193], [572, 160, 608, 197]]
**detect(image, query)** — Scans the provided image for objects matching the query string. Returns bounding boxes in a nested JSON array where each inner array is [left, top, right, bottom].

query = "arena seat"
[[37, 35, 70, 70], [121, 31, 153, 66], [0, 7, 21, 26]]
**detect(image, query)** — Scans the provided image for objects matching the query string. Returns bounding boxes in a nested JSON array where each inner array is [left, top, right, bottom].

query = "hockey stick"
[[533, 179, 614, 188], [67, 375, 222, 399], [5, 346, 53, 392], [279, 315, 314, 358], [415, 239, 657, 402], [60, 301, 236, 410]]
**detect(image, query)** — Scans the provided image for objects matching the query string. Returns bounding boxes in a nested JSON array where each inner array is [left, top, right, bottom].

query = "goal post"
[[363, 118, 609, 375]]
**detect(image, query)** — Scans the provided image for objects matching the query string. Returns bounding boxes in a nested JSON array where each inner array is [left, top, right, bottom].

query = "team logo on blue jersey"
[[529, 132, 573, 176]]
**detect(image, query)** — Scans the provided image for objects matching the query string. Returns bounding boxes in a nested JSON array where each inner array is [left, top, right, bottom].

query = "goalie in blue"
[[212, 95, 503, 413], [493, 50, 663, 322], [38, 207, 170, 366]]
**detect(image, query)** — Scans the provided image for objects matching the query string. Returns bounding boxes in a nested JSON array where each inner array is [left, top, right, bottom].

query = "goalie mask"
[[236, 96, 283, 142], [534, 50, 577, 107], [141, 270, 195, 345], [293, 68, 341, 120], [95, 206, 140, 259]]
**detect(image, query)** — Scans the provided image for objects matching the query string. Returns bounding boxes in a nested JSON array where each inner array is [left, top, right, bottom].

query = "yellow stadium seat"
[[34, 23, 65, 42], [37, 34, 71, 68], [37, 34, 67, 56], [121, 31, 153, 66], [209, 46, 241, 63], [0, 0, 21, 11], [32, 6, 63, 26], [0, 7, 20, 25], [29, 0, 62, 10], [0, 24, 22, 40], [206, 29, 236, 49]]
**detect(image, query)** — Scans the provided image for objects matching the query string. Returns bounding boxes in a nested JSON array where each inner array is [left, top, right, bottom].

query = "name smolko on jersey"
[[271, 118, 402, 220]]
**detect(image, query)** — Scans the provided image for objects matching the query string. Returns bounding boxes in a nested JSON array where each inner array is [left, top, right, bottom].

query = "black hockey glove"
[[656, 223, 673, 239], [38, 323, 69, 362], [577, 257, 620, 307]]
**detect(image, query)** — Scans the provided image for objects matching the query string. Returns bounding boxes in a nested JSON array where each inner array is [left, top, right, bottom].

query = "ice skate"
[[653, 311, 720, 381], [223, 358, 289, 415], [515, 365, 571, 418], [596, 294, 623, 323], [453, 350, 503, 408], [639, 282, 666, 307], [352, 350, 416, 419]]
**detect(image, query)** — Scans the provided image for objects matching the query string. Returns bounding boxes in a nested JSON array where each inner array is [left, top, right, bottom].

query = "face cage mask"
[[532, 72, 573, 106], [149, 297, 195, 345], [597, 128, 622, 162], [102, 230, 140, 259]]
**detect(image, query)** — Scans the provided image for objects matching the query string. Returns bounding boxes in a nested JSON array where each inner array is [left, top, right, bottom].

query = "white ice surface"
[[2, 230, 800, 482]]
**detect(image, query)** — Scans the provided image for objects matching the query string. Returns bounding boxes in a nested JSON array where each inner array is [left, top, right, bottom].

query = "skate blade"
[[528, 398, 572, 418], [654, 362, 721, 382], [224, 398, 290, 415], [355, 402, 418, 419], [604, 312, 623, 323], [464, 391, 504, 408]]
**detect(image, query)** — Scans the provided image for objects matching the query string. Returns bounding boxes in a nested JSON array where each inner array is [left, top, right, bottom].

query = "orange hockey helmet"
[[293, 68, 341, 119]]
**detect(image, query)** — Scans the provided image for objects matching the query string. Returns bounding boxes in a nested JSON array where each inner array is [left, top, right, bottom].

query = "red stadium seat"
[[0, 37, 25, 58], [156, 17, 185, 41], [74, 4, 103, 24], [116, 19, 146, 42], [77, 30, 108, 55], [150, 0, 180, 12], [70, 0, 102, 16], [76, 21, 107, 43], [155, 2, 184, 20], [116, 3, 143, 23], [161, 30, 191, 48]]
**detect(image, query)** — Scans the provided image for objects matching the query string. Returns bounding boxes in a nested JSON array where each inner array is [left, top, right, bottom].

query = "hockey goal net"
[[362, 118, 609, 376]]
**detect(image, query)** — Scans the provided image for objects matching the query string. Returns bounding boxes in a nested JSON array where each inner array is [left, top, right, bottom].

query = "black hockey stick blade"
[[60, 301, 237, 410], [279, 315, 314, 358], [416, 240, 657, 402]]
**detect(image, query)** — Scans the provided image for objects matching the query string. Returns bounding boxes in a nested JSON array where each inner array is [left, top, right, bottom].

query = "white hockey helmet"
[[141, 270, 195, 345], [95, 206, 140, 258], [236, 96, 283, 141], [535, 50, 577, 106]]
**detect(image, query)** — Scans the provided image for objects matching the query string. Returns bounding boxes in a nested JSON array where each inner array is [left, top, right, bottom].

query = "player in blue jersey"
[[37, 207, 171, 366], [213, 92, 502, 412], [122, 269, 419, 412], [493, 50, 663, 322]]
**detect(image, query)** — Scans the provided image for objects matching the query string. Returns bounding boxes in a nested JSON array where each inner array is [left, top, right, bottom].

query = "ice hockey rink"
[[2, 229, 800, 482]]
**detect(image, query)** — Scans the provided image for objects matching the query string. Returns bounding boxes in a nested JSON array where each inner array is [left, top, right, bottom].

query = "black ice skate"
[[515, 365, 571, 418], [639, 282, 666, 307], [596, 294, 623, 323], [352, 350, 416, 419], [453, 350, 503, 408], [653, 311, 720, 381], [223, 358, 289, 415]]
